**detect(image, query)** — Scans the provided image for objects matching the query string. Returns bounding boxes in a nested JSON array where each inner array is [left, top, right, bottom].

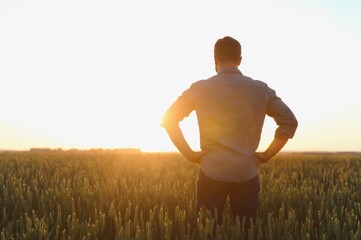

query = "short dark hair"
[[214, 36, 242, 63]]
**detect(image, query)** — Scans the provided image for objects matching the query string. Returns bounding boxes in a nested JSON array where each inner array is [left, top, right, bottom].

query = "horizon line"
[[0, 147, 360, 154]]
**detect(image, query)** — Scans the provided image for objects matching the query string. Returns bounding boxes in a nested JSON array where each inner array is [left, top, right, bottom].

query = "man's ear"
[[214, 56, 219, 65], [237, 56, 242, 66], [214, 56, 219, 72]]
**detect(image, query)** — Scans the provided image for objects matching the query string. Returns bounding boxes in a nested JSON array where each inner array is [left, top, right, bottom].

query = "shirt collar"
[[217, 67, 242, 75]]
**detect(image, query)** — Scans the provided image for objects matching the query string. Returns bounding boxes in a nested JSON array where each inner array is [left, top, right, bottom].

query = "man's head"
[[214, 36, 242, 72]]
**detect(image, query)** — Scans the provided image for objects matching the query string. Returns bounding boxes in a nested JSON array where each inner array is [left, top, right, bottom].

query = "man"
[[161, 36, 298, 226]]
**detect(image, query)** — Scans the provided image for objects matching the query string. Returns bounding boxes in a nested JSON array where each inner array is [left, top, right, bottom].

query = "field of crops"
[[0, 151, 360, 240]]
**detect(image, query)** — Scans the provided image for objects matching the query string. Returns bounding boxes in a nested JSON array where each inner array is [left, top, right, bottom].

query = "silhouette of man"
[[161, 36, 298, 226]]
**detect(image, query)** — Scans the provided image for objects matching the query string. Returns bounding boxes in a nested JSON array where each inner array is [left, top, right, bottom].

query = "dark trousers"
[[196, 170, 260, 227]]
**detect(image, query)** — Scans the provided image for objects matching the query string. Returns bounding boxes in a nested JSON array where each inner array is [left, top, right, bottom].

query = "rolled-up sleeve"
[[161, 95, 194, 128], [267, 88, 298, 139]]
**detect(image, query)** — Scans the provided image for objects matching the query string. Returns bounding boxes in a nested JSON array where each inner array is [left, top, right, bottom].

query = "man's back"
[[186, 67, 269, 154], [172, 67, 295, 181], [163, 66, 297, 182]]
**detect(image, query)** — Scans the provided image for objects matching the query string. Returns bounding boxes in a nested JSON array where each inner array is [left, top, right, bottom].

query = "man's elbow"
[[276, 118, 298, 139], [161, 116, 179, 130], [162, 121, 180, 130], [287, 118, 298, 139]]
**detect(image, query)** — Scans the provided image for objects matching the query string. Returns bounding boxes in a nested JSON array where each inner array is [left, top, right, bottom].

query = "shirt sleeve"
[[267, 88, 298, 139], [161, 93, 195, 128]]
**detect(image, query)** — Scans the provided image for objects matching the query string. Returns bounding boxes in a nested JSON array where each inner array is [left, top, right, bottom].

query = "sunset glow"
[[1, 0, 360, 152]]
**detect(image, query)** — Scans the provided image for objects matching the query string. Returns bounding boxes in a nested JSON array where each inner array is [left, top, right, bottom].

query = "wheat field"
[[0, 150, 360, 239]]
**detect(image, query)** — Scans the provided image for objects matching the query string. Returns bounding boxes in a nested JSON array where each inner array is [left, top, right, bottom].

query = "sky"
[[0, 0, 360, 152]]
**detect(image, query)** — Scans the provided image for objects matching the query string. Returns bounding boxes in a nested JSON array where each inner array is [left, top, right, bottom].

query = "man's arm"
[[164, 122, 205, 164], [161, 90, 206, 163], [257, 87, 298, 163]]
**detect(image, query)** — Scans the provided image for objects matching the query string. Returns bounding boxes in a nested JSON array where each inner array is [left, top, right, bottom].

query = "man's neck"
[[216, 64, 239, 73]]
